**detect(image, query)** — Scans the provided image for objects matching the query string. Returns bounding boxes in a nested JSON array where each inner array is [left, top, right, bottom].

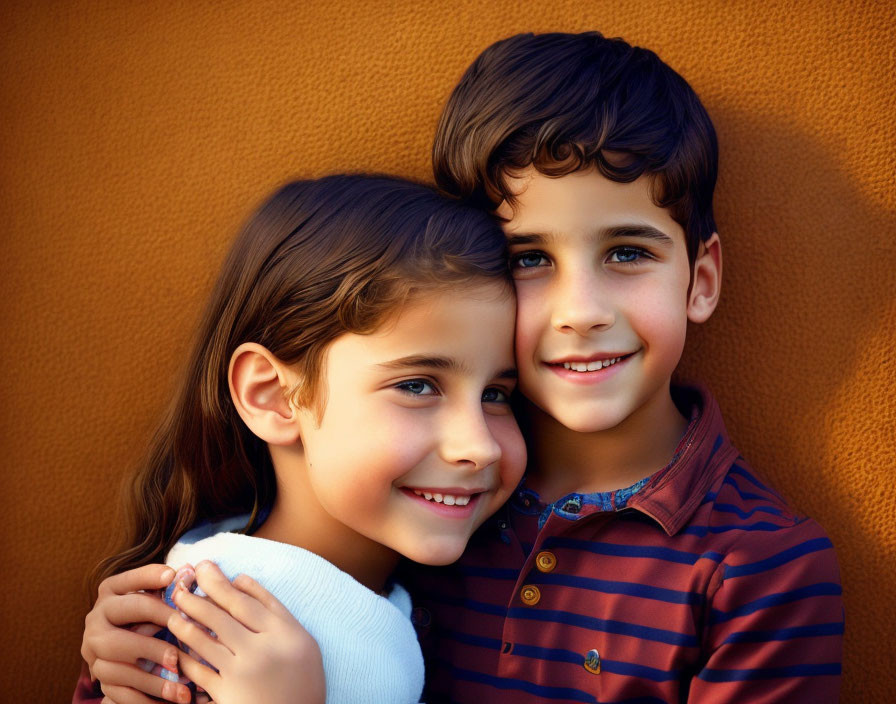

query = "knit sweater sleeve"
[[687, 517, 843, 703]]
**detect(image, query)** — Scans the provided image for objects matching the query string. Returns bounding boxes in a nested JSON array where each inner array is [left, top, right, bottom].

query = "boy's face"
[[499, 167, 717, 434]]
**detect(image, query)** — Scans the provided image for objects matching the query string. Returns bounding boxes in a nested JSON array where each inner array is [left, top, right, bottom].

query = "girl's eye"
[[608, 246, 649, 264], [482, 387, 511, 404], [510, 251, 550, 269], [396, 379, 438, 396]]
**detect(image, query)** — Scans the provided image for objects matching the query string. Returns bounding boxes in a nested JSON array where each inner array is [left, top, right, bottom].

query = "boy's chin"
[[530, 397, 631, 435]]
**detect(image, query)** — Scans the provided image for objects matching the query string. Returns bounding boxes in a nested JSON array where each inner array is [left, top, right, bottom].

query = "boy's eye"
[[482, 387, 511, 404], [510, 251, 550, 269], [396, 379, 438, 396], [607, 246, 648, 264]]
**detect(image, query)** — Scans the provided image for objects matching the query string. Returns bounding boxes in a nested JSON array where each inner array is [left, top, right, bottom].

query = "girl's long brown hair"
[[91, 174, 509, 594]]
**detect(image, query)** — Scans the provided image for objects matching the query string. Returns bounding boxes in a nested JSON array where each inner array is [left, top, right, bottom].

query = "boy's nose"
[[439, 407, 503, 471], [550, 269, 615, 334]]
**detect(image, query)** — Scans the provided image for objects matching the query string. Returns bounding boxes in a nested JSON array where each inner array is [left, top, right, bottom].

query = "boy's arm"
[[688, 519, 843, 703]]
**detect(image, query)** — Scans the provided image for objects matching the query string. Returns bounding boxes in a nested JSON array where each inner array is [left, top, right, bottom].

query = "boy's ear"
[[229, 342, 301, 446], [687, 232, 722, 323]]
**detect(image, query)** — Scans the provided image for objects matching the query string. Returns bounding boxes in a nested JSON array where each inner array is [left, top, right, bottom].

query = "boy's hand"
[[82, 563, 192, 704], [167, 561, 325, 704]]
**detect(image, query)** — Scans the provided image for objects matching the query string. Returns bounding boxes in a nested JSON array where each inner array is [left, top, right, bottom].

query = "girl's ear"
[[687, 232, 722, 324], [229, 343, 302, 446]]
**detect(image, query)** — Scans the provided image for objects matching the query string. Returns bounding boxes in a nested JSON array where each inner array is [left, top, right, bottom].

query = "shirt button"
[[520, 584, 541, 606], [535, 551, 557, 573], [410, 607, 431, 628]]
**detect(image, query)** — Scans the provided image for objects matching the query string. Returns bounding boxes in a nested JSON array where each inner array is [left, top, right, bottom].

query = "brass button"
[[520, 584, 541, 605], [583, 649, 601, 674], [535, 550, 557, 573]]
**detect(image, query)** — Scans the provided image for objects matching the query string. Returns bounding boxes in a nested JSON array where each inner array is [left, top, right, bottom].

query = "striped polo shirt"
[[408, 386, 843, 703]]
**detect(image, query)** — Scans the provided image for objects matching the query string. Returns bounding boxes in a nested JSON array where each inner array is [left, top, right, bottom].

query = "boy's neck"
[[254, 446, 400, 594], [523, 384, 689, 503]]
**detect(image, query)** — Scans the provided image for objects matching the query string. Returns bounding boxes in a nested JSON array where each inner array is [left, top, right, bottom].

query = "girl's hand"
[[82, 563, 193, 704], [167, 561, 325, 704]]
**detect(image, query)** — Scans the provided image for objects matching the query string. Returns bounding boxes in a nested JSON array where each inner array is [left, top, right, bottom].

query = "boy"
[[76, 31, 842, 704], [407, 32, 843, 703]]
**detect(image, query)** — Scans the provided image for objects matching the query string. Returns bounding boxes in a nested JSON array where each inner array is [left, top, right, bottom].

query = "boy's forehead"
[[496, 166, 683, 243]]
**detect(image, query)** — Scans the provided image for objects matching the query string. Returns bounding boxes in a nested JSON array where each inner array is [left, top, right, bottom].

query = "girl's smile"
[[260, 281, 526, 585]]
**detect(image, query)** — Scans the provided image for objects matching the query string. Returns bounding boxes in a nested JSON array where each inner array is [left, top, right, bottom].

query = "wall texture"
[[1, 1, 893, 700]]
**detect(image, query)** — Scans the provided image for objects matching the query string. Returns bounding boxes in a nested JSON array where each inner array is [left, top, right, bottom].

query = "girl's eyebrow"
[[378, 355, 462, 371], [377, 355, 517, 380]]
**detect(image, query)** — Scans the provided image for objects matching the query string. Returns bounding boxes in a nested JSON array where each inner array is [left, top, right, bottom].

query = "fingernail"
[[161, 681, 175, 700], [178, 685, 192, 703], [164, 648, 178, 670], [161, 567, 175, 583]]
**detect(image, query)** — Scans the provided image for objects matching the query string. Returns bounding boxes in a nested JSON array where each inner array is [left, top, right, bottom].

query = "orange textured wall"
[[1, 1, 893, 700]]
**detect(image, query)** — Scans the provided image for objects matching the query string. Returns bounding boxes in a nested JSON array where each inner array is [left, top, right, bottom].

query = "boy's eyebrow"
[[506, 225, 675, 247], [505, 232, 549, 247], [377, 355, 517, 380], [605, 224, 675, 245]]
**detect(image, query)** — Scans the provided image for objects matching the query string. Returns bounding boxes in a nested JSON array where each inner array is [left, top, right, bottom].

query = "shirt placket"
[[496, 502, 612, 682]]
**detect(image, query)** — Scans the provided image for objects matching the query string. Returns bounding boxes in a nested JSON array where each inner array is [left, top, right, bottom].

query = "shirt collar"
[[508, 385, 737, 536], [628, 385, 739, 535]]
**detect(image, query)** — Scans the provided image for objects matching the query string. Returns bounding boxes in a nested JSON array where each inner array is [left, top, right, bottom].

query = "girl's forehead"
[[327, 283, 516, 364]]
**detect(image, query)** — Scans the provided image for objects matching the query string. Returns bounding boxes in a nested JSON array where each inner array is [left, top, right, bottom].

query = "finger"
[[167, 608, 234, 670], [94, 659, 191, 703], [193, 561, 269, 631], [99, 564, 176, 597], [176, 648, 221, 698], [89, 624, 179, 670], [100, 591, 176, 628], [99, 682, 167, 704], [170, 582, 250, 650], [231, 572, 296, 622]]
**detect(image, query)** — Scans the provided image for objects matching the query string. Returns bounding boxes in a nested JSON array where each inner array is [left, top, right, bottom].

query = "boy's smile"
[[499, 167, 719, 447]]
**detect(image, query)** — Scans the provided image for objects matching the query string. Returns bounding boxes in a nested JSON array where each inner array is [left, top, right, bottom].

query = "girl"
[[77, 174, 525, 704]]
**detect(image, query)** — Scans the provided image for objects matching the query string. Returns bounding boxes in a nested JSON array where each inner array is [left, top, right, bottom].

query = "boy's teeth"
[[411, 490, 472, 506], [562, 357, 620, 372]]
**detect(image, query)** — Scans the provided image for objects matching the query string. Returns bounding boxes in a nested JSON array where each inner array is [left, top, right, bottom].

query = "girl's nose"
[[439, 407, 503, 471]]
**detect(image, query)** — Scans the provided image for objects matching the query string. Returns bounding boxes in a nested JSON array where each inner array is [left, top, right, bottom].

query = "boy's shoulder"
[[626, 385, 840, 612], [690, 443, 838, 590], [633, 386, 822, 532]]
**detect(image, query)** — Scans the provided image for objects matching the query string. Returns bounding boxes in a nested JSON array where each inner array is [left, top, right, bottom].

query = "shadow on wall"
[[677, 107, 896, 701]]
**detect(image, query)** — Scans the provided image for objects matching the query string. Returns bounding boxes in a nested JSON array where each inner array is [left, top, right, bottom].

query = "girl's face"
[[293, 282, 525, 566]]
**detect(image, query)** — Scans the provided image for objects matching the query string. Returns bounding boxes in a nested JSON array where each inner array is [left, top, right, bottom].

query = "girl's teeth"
[[562, 357, 620, 372], [411, 490, 472, 506]]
